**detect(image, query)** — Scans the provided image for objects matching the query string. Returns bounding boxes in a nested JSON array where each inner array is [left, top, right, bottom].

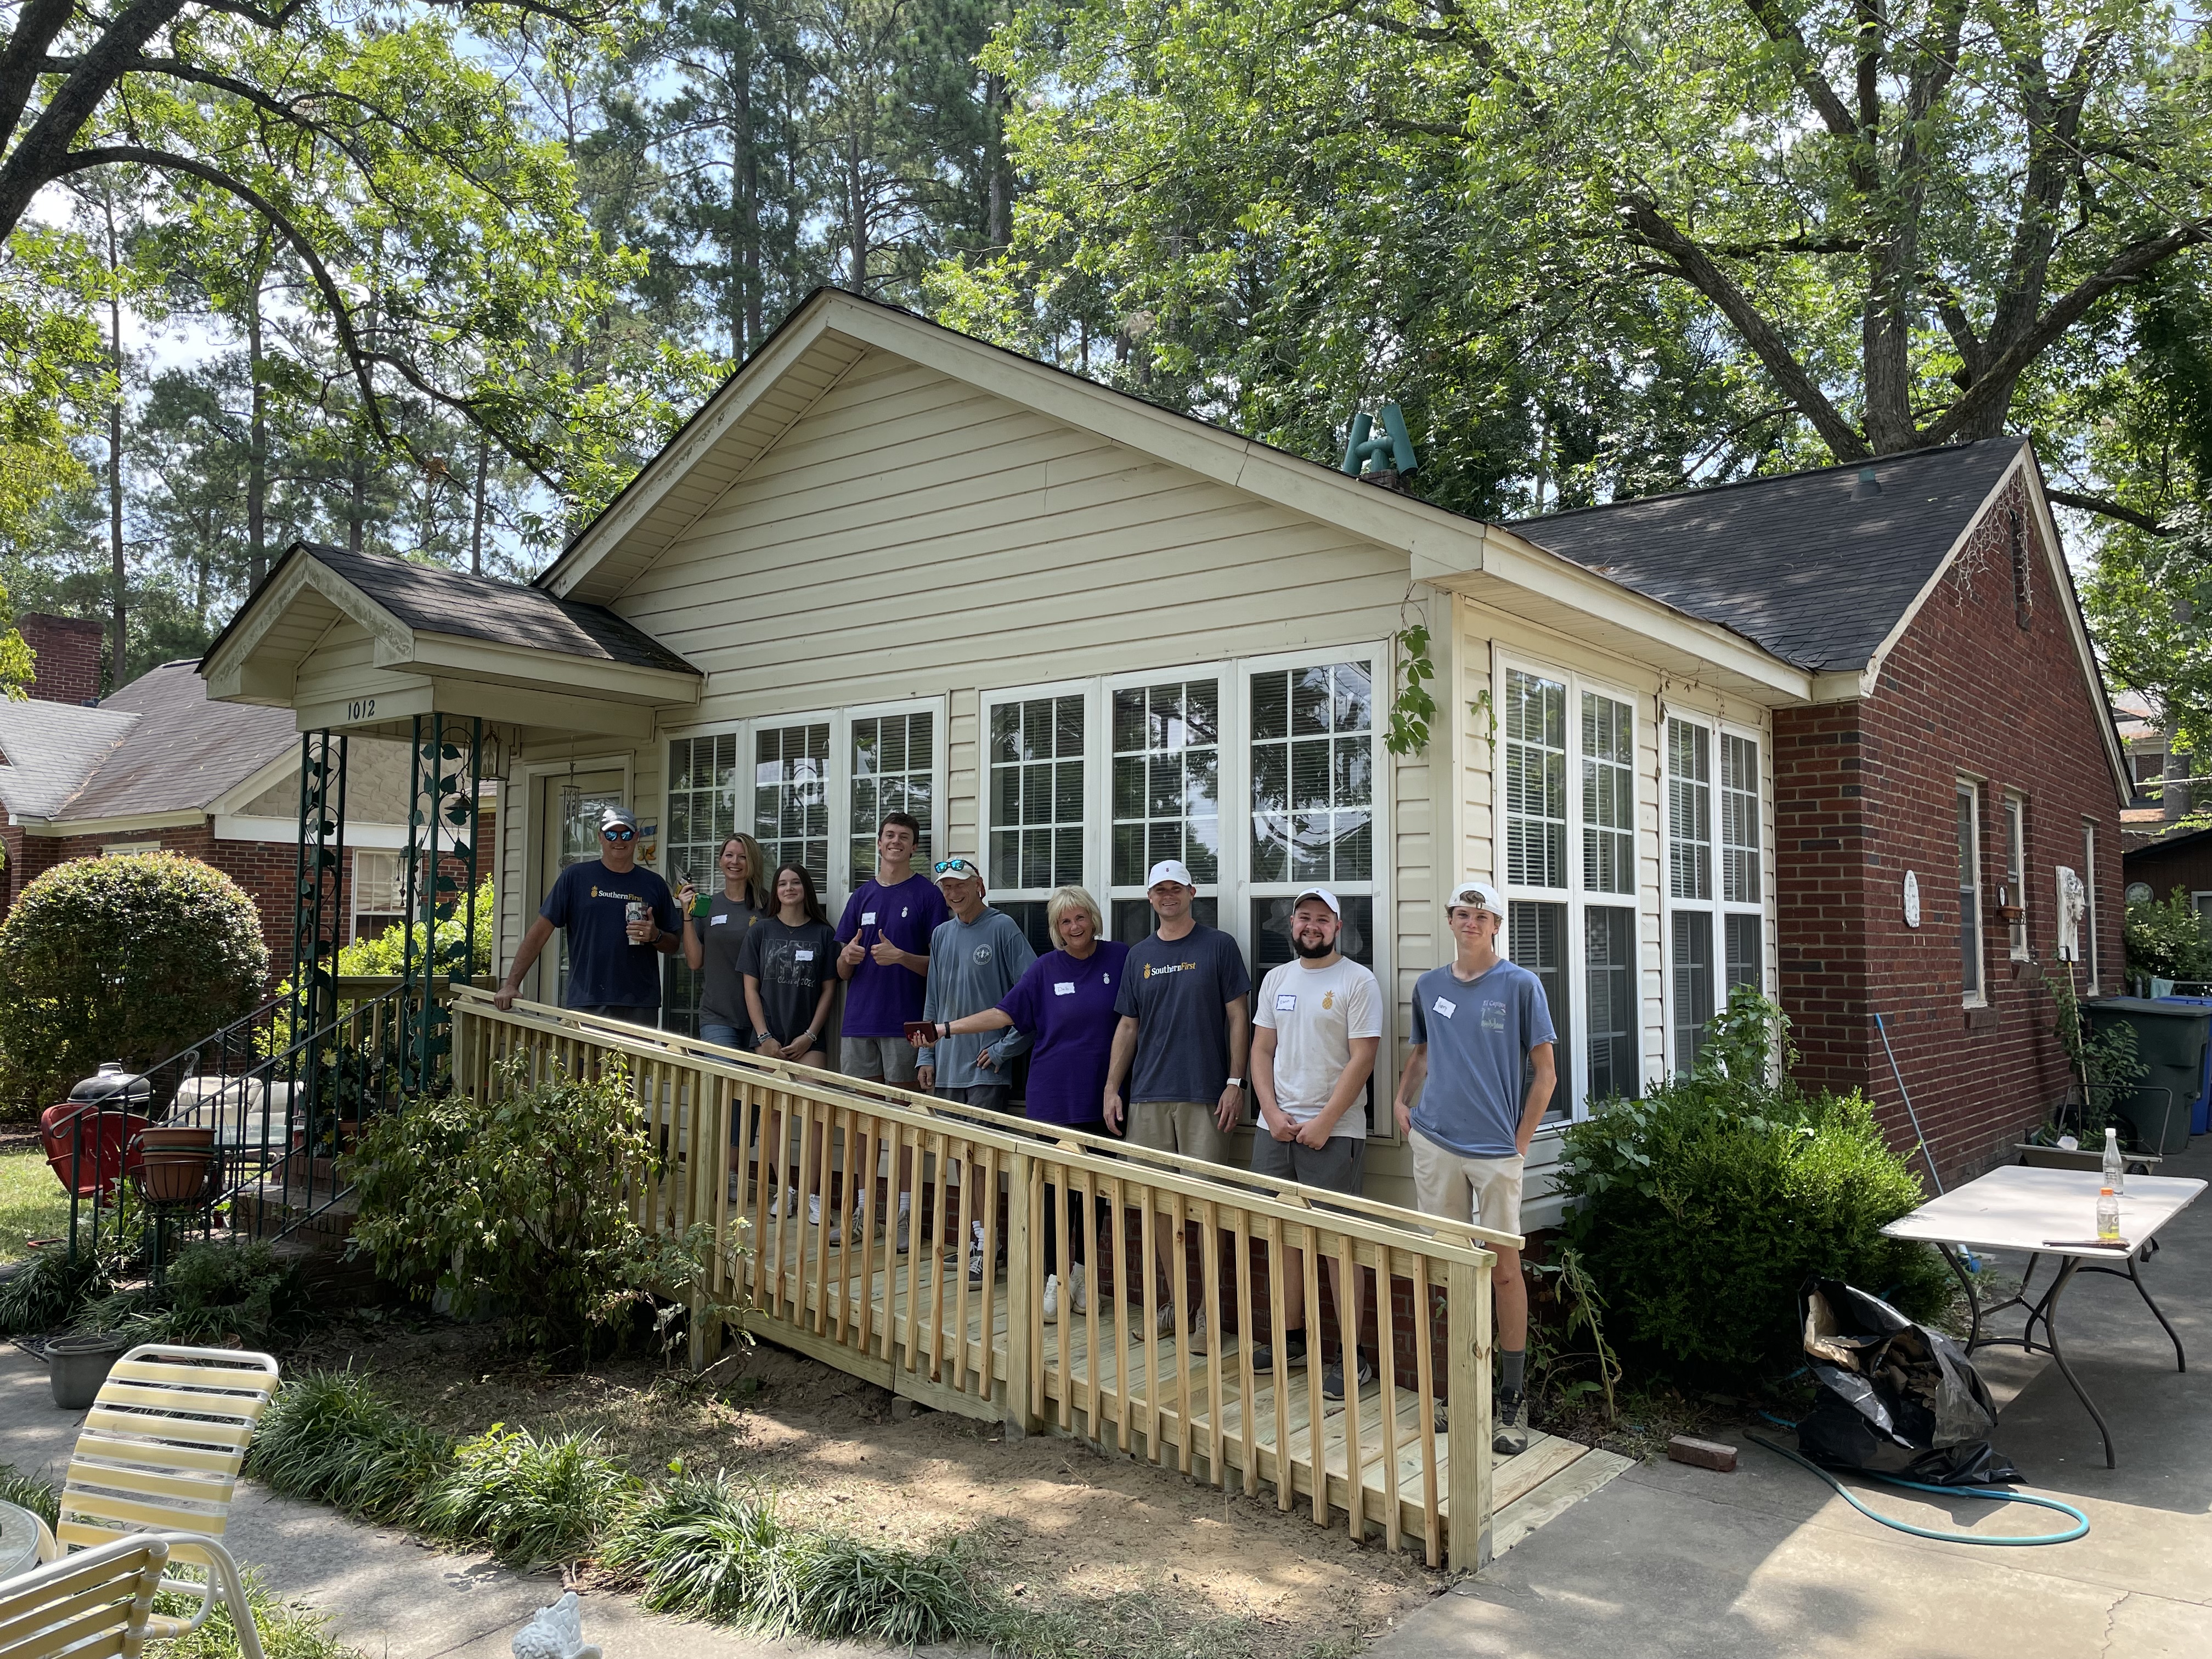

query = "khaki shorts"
[[840, 1035, 918, 1085], [1411, 1131, 1523, 1239], [1124, 1099, 1231, 1165]]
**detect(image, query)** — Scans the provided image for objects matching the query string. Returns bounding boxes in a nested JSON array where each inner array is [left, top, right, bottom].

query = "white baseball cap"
[[931, 855, 983, 888], [1446, 879, 1506, 921], [1146, 859, 1196, 889], [1291, 886, 1341, 917]]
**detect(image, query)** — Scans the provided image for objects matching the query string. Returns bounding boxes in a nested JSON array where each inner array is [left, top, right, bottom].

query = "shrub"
[[1556, 987, 1950, 1382], [74, 1240, 313, 1347], [244, 1371, 453, 1526], [0, 853, 268, 1108], [601, 1470, 995, 1645], [0, 1462, 57, 1528], [2125, 886, 2212, 984], [0, 1204, 144, 1335], [417, 1424, 637, 1566], [349, 1056, 744, 1360]]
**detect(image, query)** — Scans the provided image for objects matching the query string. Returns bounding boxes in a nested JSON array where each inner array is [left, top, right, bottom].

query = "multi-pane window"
[[2005, 794, 2029, 960], [1499, 665, 1640, 1119], [1505, 671, 1567, 889], [754, 721, 831, 887], [1666, 716, 1764, 1071], [665, 731, 742, 1031], [351, 850, 405, 942], [990, 692, 1086, 953], [1721, 733, 1760, 905], [849, 711, 935, 882], [1957, 782, 1984, 1004], [1250, 660, 1373, 884], [1111, 678, 1220, 941]]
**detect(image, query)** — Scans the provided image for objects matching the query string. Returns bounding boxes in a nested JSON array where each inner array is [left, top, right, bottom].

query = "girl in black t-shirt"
[[741, 863, 845, 1233]]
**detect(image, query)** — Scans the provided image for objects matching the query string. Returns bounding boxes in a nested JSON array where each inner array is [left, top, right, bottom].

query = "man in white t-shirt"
[[1248, 886, 1382, 1400]]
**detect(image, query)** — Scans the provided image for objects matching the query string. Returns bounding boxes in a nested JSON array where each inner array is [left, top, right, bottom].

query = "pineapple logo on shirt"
[[1322, 990, 1335, 1010]]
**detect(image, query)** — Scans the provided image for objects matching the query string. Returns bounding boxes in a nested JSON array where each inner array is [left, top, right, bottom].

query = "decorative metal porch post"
[[290, 732, 347, 1153], [400, 714, 484, 1092]]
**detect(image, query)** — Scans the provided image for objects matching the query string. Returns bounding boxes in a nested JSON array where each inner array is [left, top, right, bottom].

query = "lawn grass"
[[0, 1148, 70, 1266]]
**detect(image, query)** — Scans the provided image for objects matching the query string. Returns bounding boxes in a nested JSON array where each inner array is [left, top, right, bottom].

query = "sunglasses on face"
[[602, 827, 635, 842]]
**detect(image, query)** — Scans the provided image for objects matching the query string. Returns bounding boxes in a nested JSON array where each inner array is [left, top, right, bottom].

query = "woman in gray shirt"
[[679, 833, 770, 1048]]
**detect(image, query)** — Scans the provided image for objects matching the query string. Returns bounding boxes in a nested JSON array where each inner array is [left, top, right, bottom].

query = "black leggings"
[[1040, 1119, 1109, 1275]]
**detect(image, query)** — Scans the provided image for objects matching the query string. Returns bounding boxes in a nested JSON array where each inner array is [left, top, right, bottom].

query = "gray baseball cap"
[[599, 805, 639, 834]]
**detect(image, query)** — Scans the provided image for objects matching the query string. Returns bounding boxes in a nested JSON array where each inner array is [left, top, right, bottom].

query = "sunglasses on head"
[[932, 859, 976, 876], [602, 826, 635, 841]]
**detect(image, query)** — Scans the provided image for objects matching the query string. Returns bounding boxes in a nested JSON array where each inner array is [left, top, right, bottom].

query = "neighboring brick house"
[[0, 647, 441, 976], [1515, 439, 2130, 1181]]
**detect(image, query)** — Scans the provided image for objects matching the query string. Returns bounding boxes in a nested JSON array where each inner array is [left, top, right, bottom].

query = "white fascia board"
[[215, 815, 410, 848], [387, 631, 703, 707], [2018, 459, 2134, 805], [23, 809, 207, 837]]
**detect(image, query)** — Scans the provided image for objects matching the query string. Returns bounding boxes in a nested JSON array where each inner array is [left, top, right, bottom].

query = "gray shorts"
[[840, 1035, 918, 1085], [1250, 1130, 1366, 1194], [938, 1084, 1014, 1117], [1125, 1099, 1231, 1165]]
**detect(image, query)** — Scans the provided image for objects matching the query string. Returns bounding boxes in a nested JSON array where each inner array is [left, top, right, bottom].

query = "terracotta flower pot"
[[139, 1149, 213, 1205]]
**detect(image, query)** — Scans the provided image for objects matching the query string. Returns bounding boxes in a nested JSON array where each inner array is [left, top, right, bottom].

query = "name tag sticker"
[[861, 911, 878, 926], [709, 913, 728, 926], [795, 949, 815, 962], [1431, 996, 1457, 1019], [1275, 992, 1298, 1012], [1054, 981, 1077, 996]]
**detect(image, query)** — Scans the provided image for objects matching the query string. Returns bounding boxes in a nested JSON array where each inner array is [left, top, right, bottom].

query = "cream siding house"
[[204, 289, 1816, 1224]]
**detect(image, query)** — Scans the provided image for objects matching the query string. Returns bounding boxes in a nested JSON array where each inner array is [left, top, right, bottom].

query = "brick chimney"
[[16, 614, 105, 704]]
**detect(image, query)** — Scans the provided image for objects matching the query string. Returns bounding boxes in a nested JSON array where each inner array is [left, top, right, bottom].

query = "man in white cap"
[[911, 856, 1035, 1285], [1393, 879, 1555, 1455], [494, 805, 681, 1024], [1248, 886, 1382, 1399], [1104, 858, 1251, 1346]]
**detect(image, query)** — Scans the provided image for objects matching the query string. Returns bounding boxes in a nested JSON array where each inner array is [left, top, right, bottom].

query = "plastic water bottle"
[[2103, 1125, 2125, 1197], [2096, 1185, 2121, 1245]]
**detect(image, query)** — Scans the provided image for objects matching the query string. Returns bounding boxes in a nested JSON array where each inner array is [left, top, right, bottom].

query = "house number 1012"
[[347, 697, 377, 721]]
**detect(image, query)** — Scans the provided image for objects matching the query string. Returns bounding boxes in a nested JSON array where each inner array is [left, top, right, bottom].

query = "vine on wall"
[[1386, 624, 1437, 756]]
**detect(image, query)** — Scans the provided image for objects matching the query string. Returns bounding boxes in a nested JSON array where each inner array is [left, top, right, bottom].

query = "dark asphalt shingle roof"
[[1507, 438, 2027, 672], [60, 661, 296, 820], [308, 544, 698, 678]]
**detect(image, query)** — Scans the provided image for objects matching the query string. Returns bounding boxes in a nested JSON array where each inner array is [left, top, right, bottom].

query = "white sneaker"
[[1043, 1274, 1060, 1323], [1156, 1300, 1176, 1338], [1069, 1261, 1088, 1316], [895, 1208, 911, 1254], [766, 1186, 798, 1219], [966, 1222, 989, 1286], [808, 1194, 822, 1226]]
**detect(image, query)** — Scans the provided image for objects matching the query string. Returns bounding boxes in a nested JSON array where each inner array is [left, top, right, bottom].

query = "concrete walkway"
[[0, 1345, 863, 1659], [1373, 1138, 2212, 1659]]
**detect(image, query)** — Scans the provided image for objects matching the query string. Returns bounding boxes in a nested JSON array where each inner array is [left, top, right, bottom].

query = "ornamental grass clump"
[[244, 1371, 453, 1527], [600, 1469, 996, 1645], [1555, 986, 1950, 1383], [417, 1424, 637, 1567], [74, 1240, 313, 1347]]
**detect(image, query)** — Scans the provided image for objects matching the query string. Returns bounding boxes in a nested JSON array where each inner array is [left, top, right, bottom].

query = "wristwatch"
[[1224, 1076, 1244, 1090]]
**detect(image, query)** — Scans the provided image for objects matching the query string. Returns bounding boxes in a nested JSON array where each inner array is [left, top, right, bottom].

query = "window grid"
[[754, 721, 831, 889], [1111, 678, 1221, 893], [1582, 693, 1634, 895], [1505, 670, 1567, 889], [1668, 720, 1712, 901], [1720, 732, 1760, 905], [1665, 716, 1764, 1074], [1249, 660, 1374, 886], [990, 693, 1086, 895], [666, 731, 742, 1034], [849, 712, 935, 883]]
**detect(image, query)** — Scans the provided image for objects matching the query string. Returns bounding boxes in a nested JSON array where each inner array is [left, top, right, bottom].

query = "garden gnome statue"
[[512, 1592, 600, 1659]]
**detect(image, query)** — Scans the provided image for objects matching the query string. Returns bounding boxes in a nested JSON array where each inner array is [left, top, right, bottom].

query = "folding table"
[[1881, 1164, 2205, 1468]]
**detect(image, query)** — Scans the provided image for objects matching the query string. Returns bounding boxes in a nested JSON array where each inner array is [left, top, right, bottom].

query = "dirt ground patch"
[[294, 1315, 1448, 1659]]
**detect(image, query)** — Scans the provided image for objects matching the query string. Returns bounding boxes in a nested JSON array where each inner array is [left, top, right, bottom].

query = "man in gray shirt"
[[911, 856, 1035, 1285], [1393, 878, 1556, 1457]]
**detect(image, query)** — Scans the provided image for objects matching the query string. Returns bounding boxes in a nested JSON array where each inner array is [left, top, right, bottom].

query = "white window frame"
[[2083, 820, 2101, 995], [1662, 710, 1767, 1074], [1103, 657, 1235, 940], [1959, 779, 1987, 1008], [350, 848, 407, 942], [2003, 793, 2029, 961], [1494, 650, 1645, 1121], [981, 679, 1105, 924], [101, 840, 161, 857]]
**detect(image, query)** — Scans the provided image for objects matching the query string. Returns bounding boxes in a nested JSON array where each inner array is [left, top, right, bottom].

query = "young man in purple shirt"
[[835, 811, 949, 1251]]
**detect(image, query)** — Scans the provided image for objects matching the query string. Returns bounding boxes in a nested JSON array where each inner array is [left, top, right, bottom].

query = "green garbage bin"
[[2083, 997, 2207, 1154]]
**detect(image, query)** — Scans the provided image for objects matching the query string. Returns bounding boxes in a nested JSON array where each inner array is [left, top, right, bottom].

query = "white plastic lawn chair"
[[0, 1530, 264, 1657], [37, 1344, 280, 1649]]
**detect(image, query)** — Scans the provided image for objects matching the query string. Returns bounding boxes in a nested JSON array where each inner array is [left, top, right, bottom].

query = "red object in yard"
[[40, 1100, 149, 1195]]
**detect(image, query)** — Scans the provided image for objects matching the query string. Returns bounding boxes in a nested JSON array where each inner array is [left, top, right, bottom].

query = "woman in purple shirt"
[[925, 885, 1124, 1323]]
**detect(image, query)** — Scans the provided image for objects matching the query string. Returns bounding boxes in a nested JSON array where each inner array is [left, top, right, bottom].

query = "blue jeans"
[[699, 1022, 744, 1051]]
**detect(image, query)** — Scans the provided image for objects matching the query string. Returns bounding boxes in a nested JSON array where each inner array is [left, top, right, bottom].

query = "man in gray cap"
[[495, 805, 681, 1024]]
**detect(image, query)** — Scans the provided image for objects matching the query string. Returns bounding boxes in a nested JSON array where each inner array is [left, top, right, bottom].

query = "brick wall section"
[[15, 614, 105, 705], [1774, 473, 2126, 1183]]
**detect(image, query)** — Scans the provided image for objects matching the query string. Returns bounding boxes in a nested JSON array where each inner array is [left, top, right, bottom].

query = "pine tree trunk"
[[246, 238, 269, 589], [470, 431, 488, 577]]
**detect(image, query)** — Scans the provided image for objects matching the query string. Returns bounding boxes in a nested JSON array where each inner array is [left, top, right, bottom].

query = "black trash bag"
[[1794, 1278, 2021, 1487]]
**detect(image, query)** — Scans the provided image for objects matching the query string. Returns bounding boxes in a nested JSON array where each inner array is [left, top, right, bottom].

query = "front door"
[[539, 769, 626, 1005]]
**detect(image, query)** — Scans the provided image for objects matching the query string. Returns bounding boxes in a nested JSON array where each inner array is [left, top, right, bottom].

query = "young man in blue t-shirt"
[[495, 806, 681, 1022], [1393, 879, 1556, 1457]]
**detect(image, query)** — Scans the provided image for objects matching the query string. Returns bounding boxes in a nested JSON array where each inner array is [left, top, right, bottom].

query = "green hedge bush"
[[2124, 886, 2212, 984], [1555, 988, 1949, 1383], [0, 853, 268, 1107]]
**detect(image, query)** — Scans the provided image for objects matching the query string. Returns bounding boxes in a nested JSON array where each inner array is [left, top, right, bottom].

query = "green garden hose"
[[1746, 1432, 2089, 1546]]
